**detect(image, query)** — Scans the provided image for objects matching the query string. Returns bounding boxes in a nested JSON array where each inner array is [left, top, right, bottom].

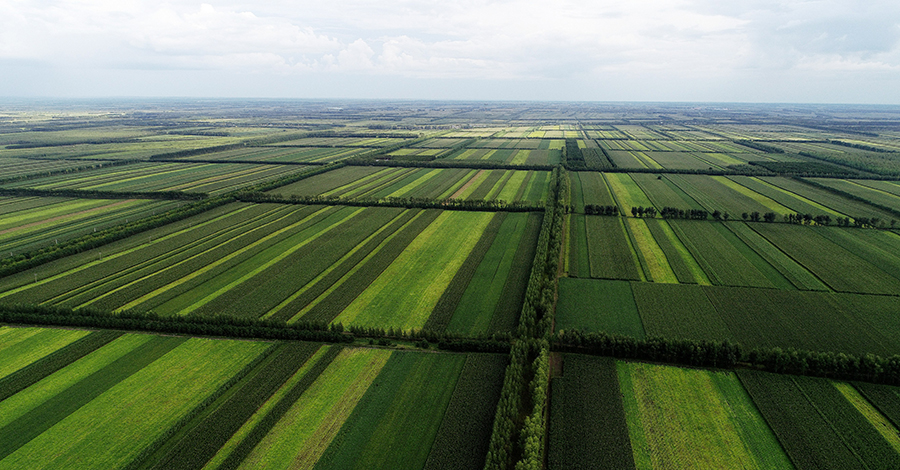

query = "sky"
[[1, 0, 899, 103]]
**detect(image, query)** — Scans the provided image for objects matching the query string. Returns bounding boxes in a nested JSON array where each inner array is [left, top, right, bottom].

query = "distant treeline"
[[0, 187, 205, 201], [5, 137, 142, 149], [349, 159, 554, 172], [555, 329, 900, 385], [829, 139, 895, 153], [733, 140, 785, 153], [235, 192, 543, 213]]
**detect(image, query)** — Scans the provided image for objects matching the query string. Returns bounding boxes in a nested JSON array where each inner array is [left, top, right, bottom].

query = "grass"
[[619, 362, 791, 470], [555, 278, 645, 338], [333, 211, 494, 331]]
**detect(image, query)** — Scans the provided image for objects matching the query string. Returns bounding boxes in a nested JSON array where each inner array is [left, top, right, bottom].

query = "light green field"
[[625, 218, 678, 283], [333, 211, 494, 330], [236, 348, 392, 470], [0, 327, 91, 380], [0, 333, 153, 429], [0, 337, 269, 470], [618, 362, 793, 470], [605, 173, 655, 211]]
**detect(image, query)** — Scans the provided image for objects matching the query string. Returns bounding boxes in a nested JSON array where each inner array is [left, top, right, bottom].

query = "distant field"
[[2, 162, 304, 196], [0, 196, 183, 257], [177, 146, 366, 164], [269, 166, 551, 204]]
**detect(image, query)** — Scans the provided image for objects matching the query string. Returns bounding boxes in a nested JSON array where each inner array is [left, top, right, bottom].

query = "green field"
[[618, 362, 791, 470], [0, 197, 183, 257], [270, 166, 550, 204]]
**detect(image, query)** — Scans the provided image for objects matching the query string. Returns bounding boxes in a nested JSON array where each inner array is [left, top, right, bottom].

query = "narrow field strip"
[[203, 345, 342, 470], [235, 348, 392, 470], [625, 218, 678, 283], [332, 211, 494, 330], [0, 328, 92, 381]]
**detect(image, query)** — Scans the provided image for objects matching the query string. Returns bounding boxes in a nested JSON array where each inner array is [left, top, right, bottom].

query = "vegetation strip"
[[0, 329, 123, 402], [0, 335, 187, 460], [423, 354, 508, 470]]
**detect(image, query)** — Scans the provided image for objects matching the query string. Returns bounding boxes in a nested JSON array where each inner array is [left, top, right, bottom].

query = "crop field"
[[0, 203, 537, 333], [618, 362, 791, 470], [265, 137, 410, 147], [555, 278, 644, 338], [0, 326, 504, 470], [447, 148, 560, 166], [269, 166, 551, 204], [0, 197, 183, 257], [548, 355, 635, 470], [738, 370, 900, 470], [5, 103, 900, 468], [809, 178, 900, 212], [0, 328, 270, 469], [2, 162, 304, 196]]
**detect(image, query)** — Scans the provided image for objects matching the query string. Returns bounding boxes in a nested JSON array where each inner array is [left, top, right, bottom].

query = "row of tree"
[[0, 187, 205, 201], [234, 192, 542, 213], [554, 330, 900, 385]]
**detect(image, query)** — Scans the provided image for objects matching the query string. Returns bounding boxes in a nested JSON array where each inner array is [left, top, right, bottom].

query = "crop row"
[[0, 326, 509, 470]]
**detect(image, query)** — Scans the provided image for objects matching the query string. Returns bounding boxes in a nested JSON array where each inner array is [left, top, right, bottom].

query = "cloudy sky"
[[1, 0, 898, 103]]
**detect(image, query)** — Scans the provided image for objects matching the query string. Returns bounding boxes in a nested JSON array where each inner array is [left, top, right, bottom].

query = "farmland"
[[3, 101, 900, 468], [0, 326, 506, 469], [0, 202, 538, 334], [269, 166, 551, 205]]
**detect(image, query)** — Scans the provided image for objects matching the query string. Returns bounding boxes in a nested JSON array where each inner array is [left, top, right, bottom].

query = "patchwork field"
[[269, 166, 551, 204], [0, 203, 538, 334], [551, 356, 900, 470], [0, 327, 505, 470], [0, 197, 183, 257], [1, 162, 304, 196]]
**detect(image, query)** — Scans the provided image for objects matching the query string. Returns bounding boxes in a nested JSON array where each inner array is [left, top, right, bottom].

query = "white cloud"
[[1, 0, 898, 101]]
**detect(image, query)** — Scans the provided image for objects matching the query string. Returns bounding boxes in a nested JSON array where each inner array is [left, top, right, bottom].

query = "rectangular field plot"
[[618, 362, 791, 470], [0, 158, 120, 182], [808, 178, 900, 214], [447, 147, 560, 166], [0, 203, 538, 334], [0, 196, 184, 257], [559, 280, 900, 356], [269, 166, 550, 205], [2, 162, 305, 196], [265, 137, 409, 147]]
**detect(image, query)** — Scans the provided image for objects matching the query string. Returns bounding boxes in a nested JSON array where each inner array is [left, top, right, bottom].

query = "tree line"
[[554, 329, 900, 385], [234, 192, 543, 213]]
